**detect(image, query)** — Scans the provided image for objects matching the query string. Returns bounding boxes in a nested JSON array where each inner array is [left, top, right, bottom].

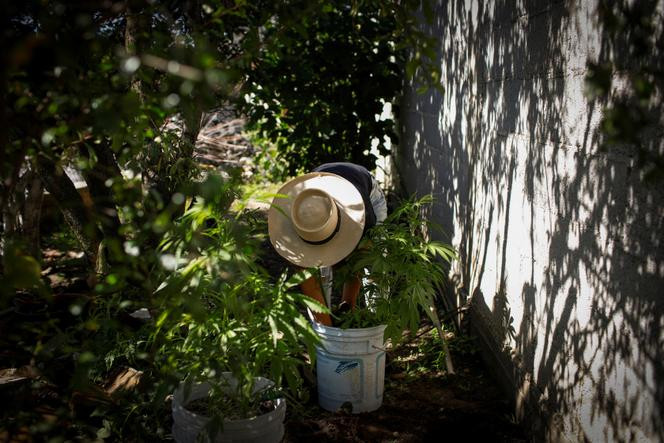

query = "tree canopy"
[[2, 0, 437, 273]]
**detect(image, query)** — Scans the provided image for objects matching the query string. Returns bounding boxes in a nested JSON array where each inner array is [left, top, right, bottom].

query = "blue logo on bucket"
[[335, 361, 359, 374]]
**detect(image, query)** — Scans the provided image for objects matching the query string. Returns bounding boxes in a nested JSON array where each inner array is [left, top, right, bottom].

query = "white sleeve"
[[369, 177, 387, 224]]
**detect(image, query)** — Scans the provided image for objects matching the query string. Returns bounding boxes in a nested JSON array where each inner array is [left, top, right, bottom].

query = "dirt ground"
[[284, 328, 528, 442]]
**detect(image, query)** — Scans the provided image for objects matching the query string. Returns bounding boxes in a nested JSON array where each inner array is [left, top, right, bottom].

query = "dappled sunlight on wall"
[[399, 0, 663, 441]]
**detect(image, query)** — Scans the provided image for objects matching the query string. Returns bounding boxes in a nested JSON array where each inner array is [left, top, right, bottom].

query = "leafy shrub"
[[243, 3, 402, 174], [151, 173, 324, 435], [333, 195, 457, 343]]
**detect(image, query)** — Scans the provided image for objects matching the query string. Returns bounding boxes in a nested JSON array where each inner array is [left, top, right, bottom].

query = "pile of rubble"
[[195, 105, 256, 179]]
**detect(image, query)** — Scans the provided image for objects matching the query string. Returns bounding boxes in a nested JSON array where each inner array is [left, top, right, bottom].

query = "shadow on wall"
[[398, 0, 663, 440]]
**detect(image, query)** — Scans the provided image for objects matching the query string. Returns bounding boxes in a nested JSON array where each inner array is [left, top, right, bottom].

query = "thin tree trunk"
[[184, 0, 203, 34], [429, 303, 455, 375], [0, 8, 10, 215], [127, 0, 202, 201], [2, 178, 21, 237], [1, 167, 30, 251], [182, 0, 204, 154], [124, 3, 144, 100], [23, 171, 43, 259], [184, 108, 203, 152]]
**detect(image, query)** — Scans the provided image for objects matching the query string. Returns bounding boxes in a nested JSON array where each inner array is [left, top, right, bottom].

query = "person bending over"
[[267, 162, 387, 325]]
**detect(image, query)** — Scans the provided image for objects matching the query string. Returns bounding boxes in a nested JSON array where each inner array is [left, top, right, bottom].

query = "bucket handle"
[[372, 344, 388, 352]]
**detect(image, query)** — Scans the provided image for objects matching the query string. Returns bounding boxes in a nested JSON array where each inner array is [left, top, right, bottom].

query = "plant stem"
[[428, 303, 455, 375]]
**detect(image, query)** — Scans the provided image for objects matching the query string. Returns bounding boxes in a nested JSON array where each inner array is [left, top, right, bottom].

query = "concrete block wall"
[[399, 1, 664, 441]]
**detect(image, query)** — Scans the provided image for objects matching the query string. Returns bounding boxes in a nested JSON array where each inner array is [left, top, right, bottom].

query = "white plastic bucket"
[[171, 373, 286, 443], [313, 322, 387, 413]]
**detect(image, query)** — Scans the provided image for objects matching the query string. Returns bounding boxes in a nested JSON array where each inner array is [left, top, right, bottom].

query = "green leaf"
[[267, 315, 279, 348], [285, 269, 312, 288], [292, 293, 330, 314], [96, 420, 112, 439], [156, 310, 169, 328]]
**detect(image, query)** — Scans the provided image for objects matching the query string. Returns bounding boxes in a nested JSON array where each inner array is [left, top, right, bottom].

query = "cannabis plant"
[[333, 195, 457, 344], [151, 174, 324, 438]]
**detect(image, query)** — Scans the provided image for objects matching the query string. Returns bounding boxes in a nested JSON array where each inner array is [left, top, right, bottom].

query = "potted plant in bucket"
[[312, 195, 457, 414], [163, 272, 320, 443], [171, 372, 285, 443], [154, 179, 323, 442]]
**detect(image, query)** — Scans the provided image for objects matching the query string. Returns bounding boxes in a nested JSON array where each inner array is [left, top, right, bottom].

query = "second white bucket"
[[171, 375, 286, 443], [313, 322, 387, 413]]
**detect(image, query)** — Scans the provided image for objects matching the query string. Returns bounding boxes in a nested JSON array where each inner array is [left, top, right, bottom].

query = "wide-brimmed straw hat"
[[268, 172, 365, 268]]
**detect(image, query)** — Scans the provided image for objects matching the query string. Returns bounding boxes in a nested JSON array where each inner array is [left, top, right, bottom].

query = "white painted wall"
[[399, 1, 664, 441]]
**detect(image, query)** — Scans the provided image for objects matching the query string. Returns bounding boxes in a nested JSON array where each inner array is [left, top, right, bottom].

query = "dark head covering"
[[312, 162, 376, 232]]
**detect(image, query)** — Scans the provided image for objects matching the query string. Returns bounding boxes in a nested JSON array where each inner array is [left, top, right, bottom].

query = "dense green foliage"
[[3, 0, 232, 276], [243, 4, 401, 173], [1, 1, 442, 440], [334, 196, 456, 344], [2, 0, 437, 274], [1, 173, 327, 440], [243, 1, 440, 174], [154, 178, 325, 438]]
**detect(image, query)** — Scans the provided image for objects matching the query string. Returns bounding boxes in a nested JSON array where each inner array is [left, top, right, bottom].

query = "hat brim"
[[268, 172, 365, 268]]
